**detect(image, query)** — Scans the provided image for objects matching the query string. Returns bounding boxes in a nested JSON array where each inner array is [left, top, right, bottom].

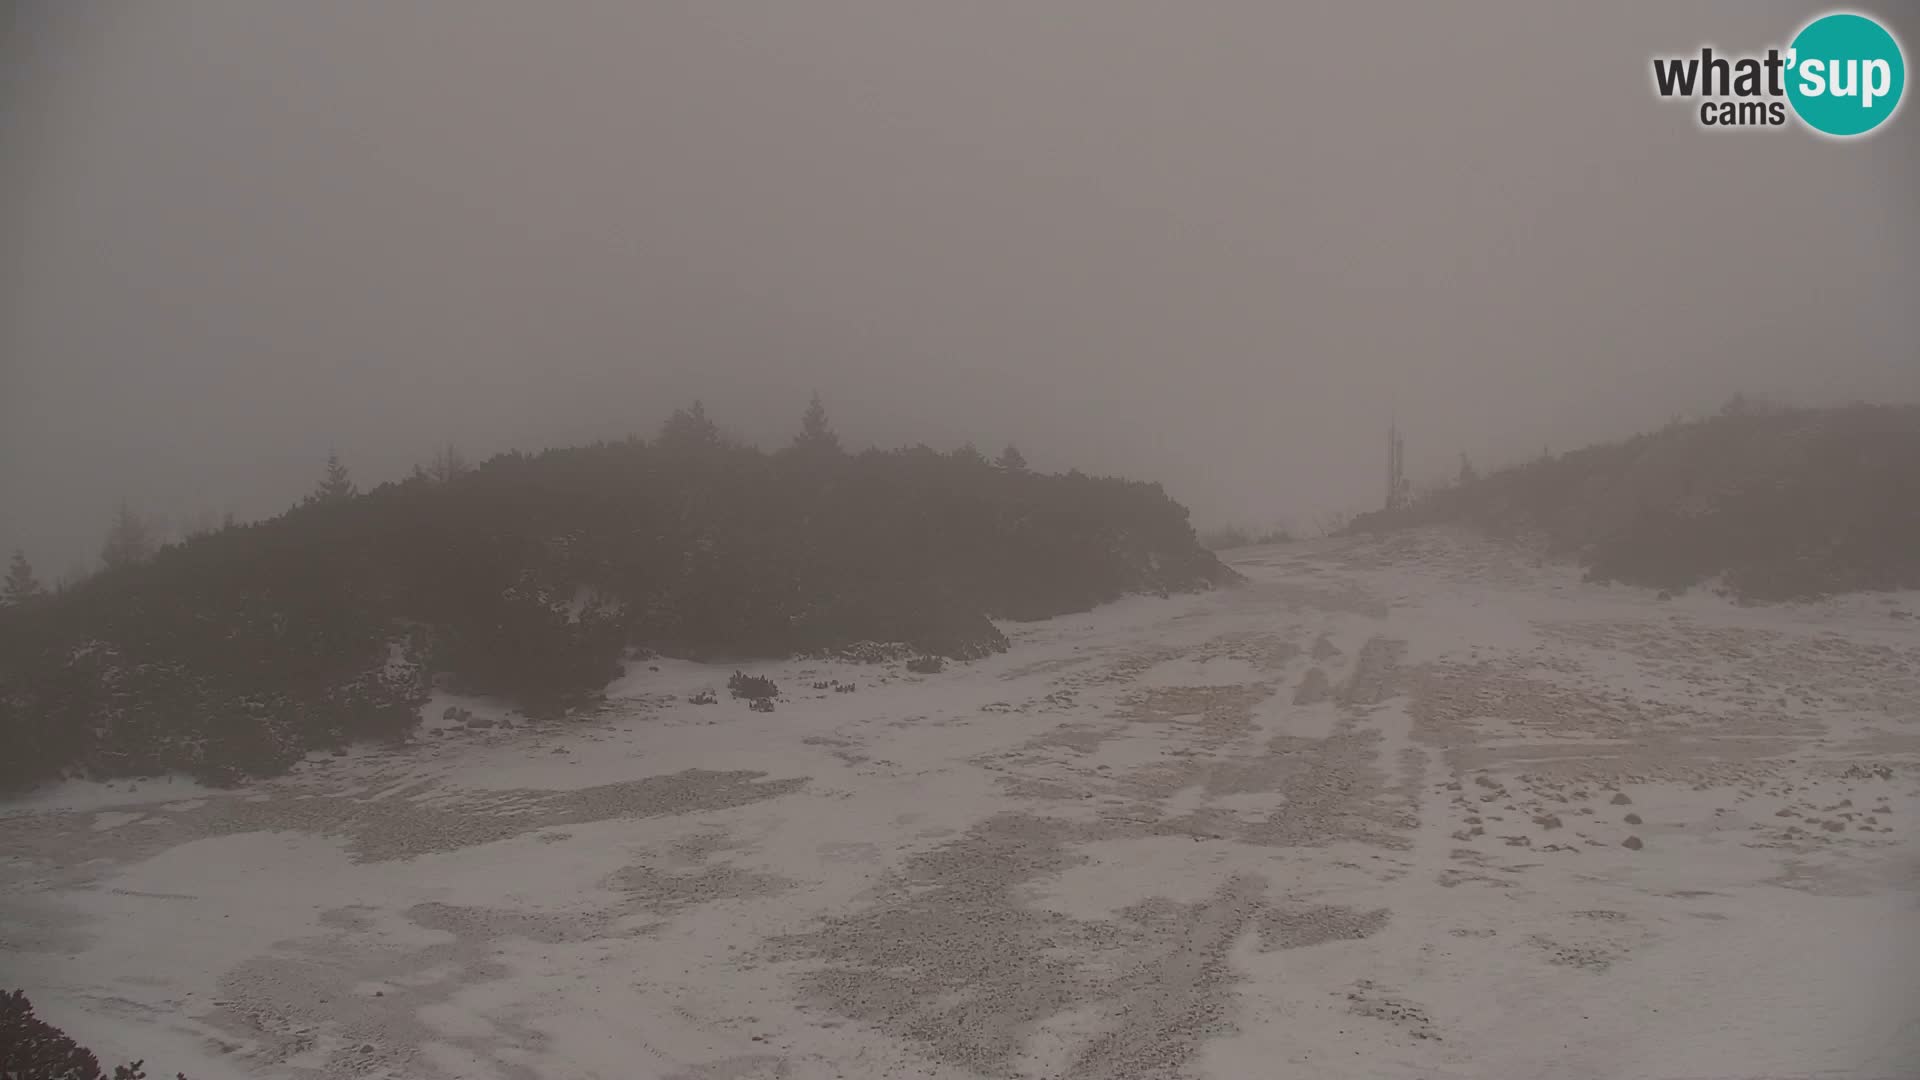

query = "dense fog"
[[4, 2, 1915, 574]]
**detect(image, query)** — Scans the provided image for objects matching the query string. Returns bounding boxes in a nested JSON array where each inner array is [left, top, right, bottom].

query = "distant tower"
[[1385, 425, 1408, 512]]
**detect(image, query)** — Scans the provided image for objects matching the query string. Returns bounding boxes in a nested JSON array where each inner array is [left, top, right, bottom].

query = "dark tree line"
[[0, 400, 1228, 792], [1346, 402, 1920, 599], [0, 989, 187, 1079]]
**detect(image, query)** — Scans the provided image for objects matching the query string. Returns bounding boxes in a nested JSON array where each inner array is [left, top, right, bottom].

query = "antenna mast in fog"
[[1385, 424, 1407, 512]]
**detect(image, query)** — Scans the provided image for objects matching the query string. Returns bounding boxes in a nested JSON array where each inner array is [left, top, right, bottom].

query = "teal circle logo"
[[1786, 12, 1905, 136]]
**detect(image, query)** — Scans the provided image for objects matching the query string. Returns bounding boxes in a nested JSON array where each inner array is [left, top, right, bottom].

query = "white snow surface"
[[4, 527, 1918, 1079]]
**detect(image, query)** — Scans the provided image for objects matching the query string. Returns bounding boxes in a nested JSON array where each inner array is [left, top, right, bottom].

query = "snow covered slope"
[[4, 528, 1917, 1079]]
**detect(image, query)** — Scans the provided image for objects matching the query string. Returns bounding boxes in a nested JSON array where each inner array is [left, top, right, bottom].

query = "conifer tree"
[[3, 549, 45, 607], [1457, 453, 1479, 487], [791, 393, 842, 455], [414, 444, 471, 483], [310, 450, 358, 504], [659, 401, 724, 452], [100, 501, 156, 569], [995, 444, 1028, 472]]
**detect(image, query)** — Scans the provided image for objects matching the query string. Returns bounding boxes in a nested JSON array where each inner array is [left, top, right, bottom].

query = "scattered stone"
[[1610, 793, 1632, 805], [1623, 813, 1642, 825], [1622, 836, 1644, 850], [1532, 814, 1563, 831], [1529, 932, 1622, 971]]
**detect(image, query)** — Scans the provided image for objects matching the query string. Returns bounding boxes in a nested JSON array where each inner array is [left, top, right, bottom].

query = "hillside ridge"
[[0, 435, 1230, 791], [1345, 402, 1920, 600]]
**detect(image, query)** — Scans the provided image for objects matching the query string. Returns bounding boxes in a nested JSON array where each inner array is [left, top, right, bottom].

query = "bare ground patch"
[[763, 814, 1104, 1075], [0, 769, 809, 876], [765, 815, 1392, 1079], [609, 862, 795, 915], [1409, 654, 1812, 781]]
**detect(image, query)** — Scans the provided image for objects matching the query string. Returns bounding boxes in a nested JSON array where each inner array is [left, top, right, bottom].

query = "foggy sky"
[[4, 2, 1917, 575]]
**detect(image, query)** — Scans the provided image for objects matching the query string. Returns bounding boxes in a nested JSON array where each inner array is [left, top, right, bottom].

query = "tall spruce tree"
[[659, 400, 724, 452], [791, 393, 842, 455], [310, 450, 358, 504], [3, 549, 45, 607], [995, 444, 1028, 472]]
